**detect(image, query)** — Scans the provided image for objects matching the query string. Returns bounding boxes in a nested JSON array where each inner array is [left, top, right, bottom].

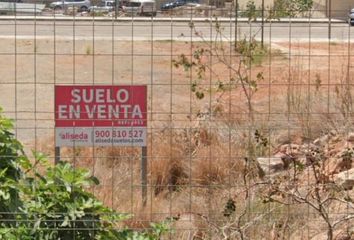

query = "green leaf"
[[0, 190, 10, 200], [0, 118, 13, 130], [195, 91, 205, 100], [64, 183, 72, 193], [32, 151, 48, 165], [61, 216, 70, 227], [89, 176, 100, 185], [17, 156, 32, 170], [0, 109, 169, 239], [191, 82, 197, 92], [31, 219, 41, 235]]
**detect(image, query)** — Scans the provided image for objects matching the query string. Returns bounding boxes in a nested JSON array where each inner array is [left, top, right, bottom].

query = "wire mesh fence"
[[1, 1, 354, 239]]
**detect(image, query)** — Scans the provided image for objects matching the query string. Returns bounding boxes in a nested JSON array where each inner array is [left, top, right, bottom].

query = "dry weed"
[[192, 143, 244, 186], [150, 144, 188, 195]]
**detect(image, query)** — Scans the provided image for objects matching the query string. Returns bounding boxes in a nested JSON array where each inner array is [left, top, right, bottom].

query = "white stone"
[[347, 133, 354, 142], [335, 168, 354, 190], [257, 157, 284, 174], [313, 135, 329, 146]]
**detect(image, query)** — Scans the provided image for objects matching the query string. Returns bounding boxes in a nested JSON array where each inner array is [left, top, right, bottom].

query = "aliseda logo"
[[59, 131, 89, 142]]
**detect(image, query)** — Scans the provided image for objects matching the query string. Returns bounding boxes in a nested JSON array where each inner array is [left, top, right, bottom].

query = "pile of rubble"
[[257, 131, 354, 190]]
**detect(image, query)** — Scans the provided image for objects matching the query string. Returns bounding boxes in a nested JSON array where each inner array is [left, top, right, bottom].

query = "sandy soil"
[[0, 40, 198, 145], [1, 39, 353, 156], [1, 40, 354, 238]]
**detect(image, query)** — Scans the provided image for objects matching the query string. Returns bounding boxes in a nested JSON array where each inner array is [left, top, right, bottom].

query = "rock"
[[331, 136, 341, 143], [335, 168, 354, 190], [330, 130, 337, 136], [173, 213, 203, 240], [273, 152, 286, 158], [324, 158, 341, 175], [301, 142, 319, 150], [257, 157, 284, 174], [290, 144, 300, 150], [313, 135, 329, 146], [328, 148, 338, 157], [347, 133, 354, 142], [278, 145, 287, 153], [335, 232, 353, 240], [272, 152, 296, 169], [278, 144, 301, 155], [313, 138, 322, 146]]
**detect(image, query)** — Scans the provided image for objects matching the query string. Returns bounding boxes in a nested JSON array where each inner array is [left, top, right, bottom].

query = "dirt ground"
[[1, 39, 354, 238], [0, 38, 352, 160], [1, 40, 352, 144], [0, 40, 198, 145], [1, 38, 353, 178]]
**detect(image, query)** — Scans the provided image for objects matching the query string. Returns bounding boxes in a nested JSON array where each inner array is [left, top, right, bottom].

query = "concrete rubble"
[[335, 168, 354, 190], [256, 157, 284, 174], [258, 131, 354, 189]]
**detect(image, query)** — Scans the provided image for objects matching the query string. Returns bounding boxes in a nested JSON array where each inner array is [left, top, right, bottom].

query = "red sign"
[[55, 85, 147, 127]]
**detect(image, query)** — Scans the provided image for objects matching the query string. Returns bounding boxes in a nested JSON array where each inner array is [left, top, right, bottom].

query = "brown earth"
[[1, 39, 354, 239]]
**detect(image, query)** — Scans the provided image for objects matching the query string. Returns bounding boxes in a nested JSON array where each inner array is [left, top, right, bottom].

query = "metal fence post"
[[235, 0, 238, 43], [328, 0, 332, 40], [141, 146, 147, 206], [55, 146, 60, 165], [115, 0, 118, 19], [261, 0, 264, 48]]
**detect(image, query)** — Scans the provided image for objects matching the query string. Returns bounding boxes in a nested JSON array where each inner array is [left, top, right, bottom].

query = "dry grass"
[[150, 144, 188, 195], [192, 143, 244, 186], [27, 42, 354, 239], [276, 57, 354, 142]]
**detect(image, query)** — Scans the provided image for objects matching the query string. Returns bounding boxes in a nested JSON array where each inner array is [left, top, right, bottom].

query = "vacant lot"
[[1, 38, 354, 239], [0, 39, 351, 141]]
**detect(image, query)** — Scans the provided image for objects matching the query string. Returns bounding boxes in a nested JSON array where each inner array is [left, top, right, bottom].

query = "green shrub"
[[0, 107, 170, 240], [0, 107, 23, 225], [272, 0, 313, 18], [240, 1, 262, 21]]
